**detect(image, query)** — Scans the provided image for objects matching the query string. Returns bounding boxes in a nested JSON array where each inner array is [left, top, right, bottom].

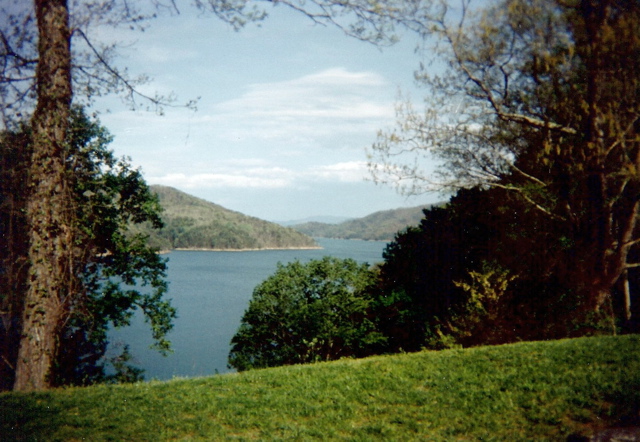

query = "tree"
[[11, 0, 77, 391], [429, 261, 518, 349], [0, 107, 175, 390], [0, 123, 30, 390], [0, 0, 434, 390], [374, 194, 493, 352], [228, 257, 383, 371], [369, 0, 640, 328], [374, 188, 518, 351], [0, 0, 400, 390], [375, 183, 625, 351]]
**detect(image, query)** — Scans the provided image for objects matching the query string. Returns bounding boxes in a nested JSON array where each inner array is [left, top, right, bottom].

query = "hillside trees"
[[0, 107, 175, 390], [229, 257, 383, 371], [369, 0, 640, 329]]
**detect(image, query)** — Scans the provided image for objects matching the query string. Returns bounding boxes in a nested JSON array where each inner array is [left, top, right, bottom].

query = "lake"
[[108, 238, 388, 380]]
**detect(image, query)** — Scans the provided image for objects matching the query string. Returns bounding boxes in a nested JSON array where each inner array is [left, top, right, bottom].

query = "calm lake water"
[[108, 238, 388, 381]]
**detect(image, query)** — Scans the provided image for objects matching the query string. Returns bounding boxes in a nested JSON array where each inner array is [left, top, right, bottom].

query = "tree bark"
[[577, 0, 639, 324], [622, 270, 631, 322], [13, 0, 74, 391]]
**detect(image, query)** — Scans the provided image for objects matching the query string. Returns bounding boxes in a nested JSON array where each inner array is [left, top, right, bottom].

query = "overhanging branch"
[[74, 29, 197, 112], [489, 182, 566, 221]]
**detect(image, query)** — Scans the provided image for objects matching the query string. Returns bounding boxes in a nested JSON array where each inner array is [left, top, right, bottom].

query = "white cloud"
[[147, 159, 370, 191], [149, 171, 291, 189], [210, 68, 394, 142], [98, 67, 395, 156], [97, 68, 397, 197], [137, 45, 200, 64], [310, 161, 369, 182]]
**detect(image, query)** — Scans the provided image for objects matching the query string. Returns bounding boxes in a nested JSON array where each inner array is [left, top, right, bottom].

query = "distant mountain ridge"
[[278, 216, 352, 226], [291, 204, 436, 241], [135, 186, 318, 251]]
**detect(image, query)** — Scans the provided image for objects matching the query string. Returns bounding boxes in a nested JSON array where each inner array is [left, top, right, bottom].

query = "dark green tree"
[[375, 182, 635, 352], [229, 257, 383, 371], [0, 107, 175, 390], [375, 188, 509, 352], [370, 0, 640, 331]]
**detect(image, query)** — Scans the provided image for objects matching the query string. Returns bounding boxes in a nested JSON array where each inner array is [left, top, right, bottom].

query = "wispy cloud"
[[309, 161, 369, 182], [148, 160, 369, 191], [101, 67, 393, 145], [210, 68, 394, 142], [149, 171, 292, 189], [102, 68, 393, 193]]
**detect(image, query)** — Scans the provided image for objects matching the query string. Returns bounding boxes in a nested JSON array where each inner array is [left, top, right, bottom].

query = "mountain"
[[135, 186, 318, 251], [277, 216, 352, 226], [290, 205, 436, 241]]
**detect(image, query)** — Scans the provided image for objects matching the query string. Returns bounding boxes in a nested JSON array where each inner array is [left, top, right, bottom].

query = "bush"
[[228, 257, 384, 371]]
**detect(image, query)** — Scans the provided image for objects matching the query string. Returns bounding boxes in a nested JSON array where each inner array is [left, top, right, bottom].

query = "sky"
[[91, 3, 442, 222]]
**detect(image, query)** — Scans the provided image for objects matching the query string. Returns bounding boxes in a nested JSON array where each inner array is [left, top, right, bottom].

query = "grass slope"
[[2, 335, 639, 440], [137, 185, 317, 251], [291, 204, 437, 241]]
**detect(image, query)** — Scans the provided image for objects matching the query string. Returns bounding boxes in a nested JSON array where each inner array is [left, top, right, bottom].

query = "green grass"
[[1, 335, 639, 440]]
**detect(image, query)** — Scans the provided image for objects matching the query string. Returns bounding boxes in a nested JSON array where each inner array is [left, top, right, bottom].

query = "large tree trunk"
[[585, 189, 639, 333], [13, 0, 74, 391], [575, 0, 638, 328]]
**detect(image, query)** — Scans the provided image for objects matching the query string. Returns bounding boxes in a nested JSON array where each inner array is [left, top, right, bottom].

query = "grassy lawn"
[[1, 335, 638, 440]]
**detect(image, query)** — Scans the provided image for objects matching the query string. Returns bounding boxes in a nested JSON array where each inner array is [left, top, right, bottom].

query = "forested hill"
[[290, 205, 437, 241], [135, 186, 318, 251]]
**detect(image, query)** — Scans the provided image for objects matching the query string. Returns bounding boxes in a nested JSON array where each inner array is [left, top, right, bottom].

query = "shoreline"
[[166, 246, 323, 253]]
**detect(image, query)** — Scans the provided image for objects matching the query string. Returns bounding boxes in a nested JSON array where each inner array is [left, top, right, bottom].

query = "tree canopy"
[[229, 257, 383, 371], [375, 185, 613, 351], [369, 0, 640, 327], [0, 107, 175, 389]]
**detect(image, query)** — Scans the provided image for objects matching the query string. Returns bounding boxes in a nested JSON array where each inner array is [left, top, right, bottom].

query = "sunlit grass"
[[1, 335, 638, 440]]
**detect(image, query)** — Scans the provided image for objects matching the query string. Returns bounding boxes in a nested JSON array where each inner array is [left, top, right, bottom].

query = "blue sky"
[[92, 4, 442, 222]]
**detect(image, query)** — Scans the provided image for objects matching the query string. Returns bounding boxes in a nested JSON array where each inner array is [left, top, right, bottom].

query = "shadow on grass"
[[0, 393, 64, 440], [606, 381, 640, 428]]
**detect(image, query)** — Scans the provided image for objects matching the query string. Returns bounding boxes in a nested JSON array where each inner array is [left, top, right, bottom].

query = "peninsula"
[[133, 185, 319, 251]]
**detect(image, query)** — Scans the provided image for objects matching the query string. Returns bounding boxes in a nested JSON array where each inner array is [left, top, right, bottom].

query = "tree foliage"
[[374, 189, 518, 352], [369, 0, 640, 325], [427, 261, 518, 349], [339, 189, 526, 353], [376, 184, 639, 352], [229, 257, 383, 371], [0, 107, 175, 390]]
